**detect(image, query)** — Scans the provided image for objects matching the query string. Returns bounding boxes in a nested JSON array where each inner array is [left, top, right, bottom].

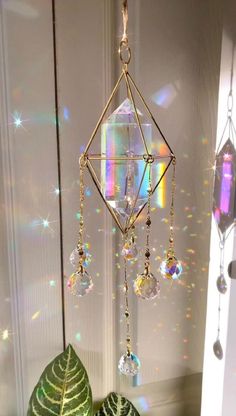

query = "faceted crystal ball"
[[213, 339, 223, 360], [118, 353, 141, 376], [160, 256, 183, 280], [121, 240, 138, 261], [134, 272, 160, 300], [67, 270, 93, 297], [216, 275, 227, 294], [70, 247, 92, 269]]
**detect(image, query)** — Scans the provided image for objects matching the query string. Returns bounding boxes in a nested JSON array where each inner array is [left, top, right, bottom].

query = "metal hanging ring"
[[119, 40, 131, 65]]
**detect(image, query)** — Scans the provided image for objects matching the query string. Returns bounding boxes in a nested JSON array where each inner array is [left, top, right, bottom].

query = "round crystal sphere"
[[134, 272, 160, 300], [160, 256, 183, 280], [68, 270, 93, 297], [216, 275, 227, 294], [70, 247, 92, 268], [118, 353, 141, 376], [121, 240, 138, 261]]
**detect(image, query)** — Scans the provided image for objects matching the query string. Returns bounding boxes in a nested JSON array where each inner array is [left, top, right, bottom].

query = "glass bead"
[[213, 339, 223, 360], [70, 247, 92, 268], [216, 275, 227, 294], [67, 270, 93, 297], [134, 272, 160, 300], [121, 240, 138, 261], [118, 352, 141, 376], [160, 256, 183, 280]]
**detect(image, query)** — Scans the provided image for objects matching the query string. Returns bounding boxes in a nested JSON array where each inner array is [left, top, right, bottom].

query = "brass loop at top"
[[119, 40, 131, 65]]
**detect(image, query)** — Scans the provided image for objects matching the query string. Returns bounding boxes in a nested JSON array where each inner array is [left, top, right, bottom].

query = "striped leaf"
[[27, 344, 93, 416], [95, 393, 140, 416]]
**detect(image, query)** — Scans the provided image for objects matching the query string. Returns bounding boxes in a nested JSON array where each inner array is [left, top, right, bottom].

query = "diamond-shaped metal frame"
[[82, 69, 175, 234]]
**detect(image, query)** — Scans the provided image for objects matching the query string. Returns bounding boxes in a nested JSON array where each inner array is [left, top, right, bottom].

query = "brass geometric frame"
[[81, 68, 175, 234]]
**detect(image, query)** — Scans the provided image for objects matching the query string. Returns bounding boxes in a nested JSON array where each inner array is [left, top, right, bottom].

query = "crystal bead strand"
[[68, 155, 93, 296], [134, 161, 160, 299], [160, 158, 183, 280], [118, 247, 141, 376]]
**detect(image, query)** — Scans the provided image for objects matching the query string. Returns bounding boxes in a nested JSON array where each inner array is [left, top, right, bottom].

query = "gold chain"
[[168, 158, 176, 257], [144, 163, 152, 271], [77, 154, 86, 272], [123, 252, 131, 355]]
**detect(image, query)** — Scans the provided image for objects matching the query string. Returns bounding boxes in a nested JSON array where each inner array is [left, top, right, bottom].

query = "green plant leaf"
[[95, 392, 140, 416], [27, 344, 93, 416]]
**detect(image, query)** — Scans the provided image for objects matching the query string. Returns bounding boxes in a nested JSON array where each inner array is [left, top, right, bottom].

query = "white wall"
[[0, 1, 225, 415]]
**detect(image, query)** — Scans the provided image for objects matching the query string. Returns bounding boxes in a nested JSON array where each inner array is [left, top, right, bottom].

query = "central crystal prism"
[[101, 98, 151, 221], [213, 138, 236, 234]]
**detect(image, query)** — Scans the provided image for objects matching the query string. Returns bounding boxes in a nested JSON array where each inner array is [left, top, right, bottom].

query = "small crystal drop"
[[216, 275, 227, 294], [118, 353, 141, 376], [213, 339, 223, 360], [160, 256, 183, 280], [134, 272, 160, 300], [121, 240, 138, 261], [70, 247, 92, 268], [67, 270, 93, 297]]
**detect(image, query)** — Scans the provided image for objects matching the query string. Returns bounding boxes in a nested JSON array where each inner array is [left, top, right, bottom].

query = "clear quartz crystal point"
[[67, 270, 93, 297], [70, 247, 91, 268], [160, 256, 183, 280], [213, 338, 223, 360], [121, 239, 138, 261], [101, 98, 152, 220], [216, 274, 227, 294], [213, 138, 236, 234], [134, 271, 160, 300], [118, 352, 141, 376]]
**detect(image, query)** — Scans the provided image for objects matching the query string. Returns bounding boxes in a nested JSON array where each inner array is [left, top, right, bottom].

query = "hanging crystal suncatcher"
[[212, 90, 236, 360], [69, 0, 182, 375]]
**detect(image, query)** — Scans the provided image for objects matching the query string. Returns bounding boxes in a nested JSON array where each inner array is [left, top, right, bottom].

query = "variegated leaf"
[[27, 344, 93, 416], [95, 392, 140, 416]]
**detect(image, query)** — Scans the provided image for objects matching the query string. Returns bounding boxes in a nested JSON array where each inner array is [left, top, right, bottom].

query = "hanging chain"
[[77, 154, 86, 272], [168, 157, 176, 258], [123, 253, 131, 356], [217, 294, 221, 339], [144, 163, 152, 272], [219, 236, 225, 276]]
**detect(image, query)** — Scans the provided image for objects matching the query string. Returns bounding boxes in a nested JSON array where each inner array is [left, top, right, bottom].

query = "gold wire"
[[84, 71, 125, 155], [123, 70, 149, 154], [127, 72, 175, 156]]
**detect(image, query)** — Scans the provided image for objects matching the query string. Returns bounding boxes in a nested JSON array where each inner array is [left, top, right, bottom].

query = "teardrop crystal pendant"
[[67, 270, 93, 297], [70, 247, 92, 269], [160, 256, 183, 280], [216, 274, 227, 294], [121, 239, 138, 261], [213, 339, 223, 360], [118, 352, 141, 376], [134, 271, 160, 300]]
